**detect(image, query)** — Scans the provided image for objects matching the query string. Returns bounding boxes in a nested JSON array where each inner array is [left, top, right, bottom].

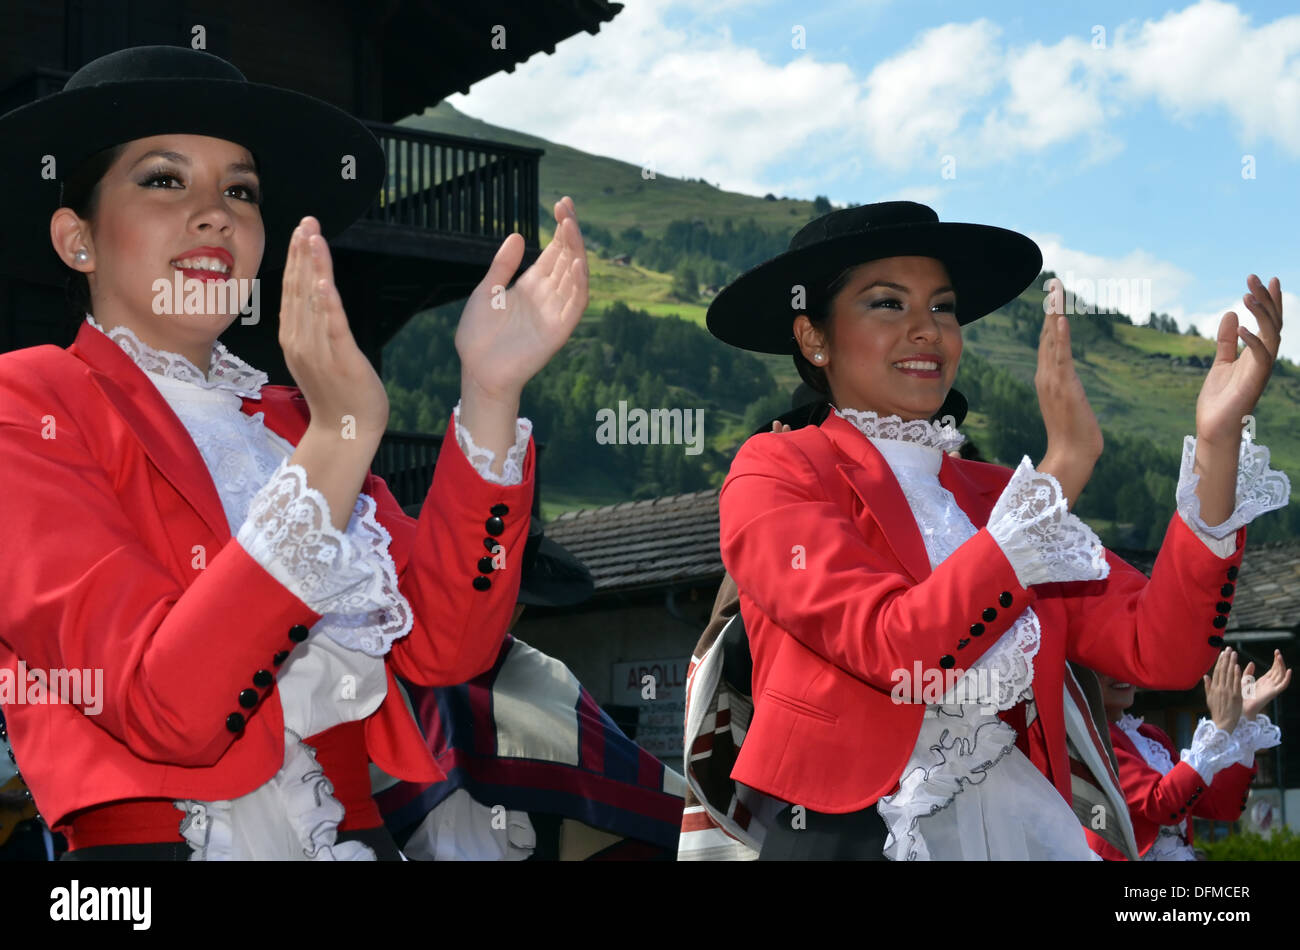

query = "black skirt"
[[758, 802, 890, 860]]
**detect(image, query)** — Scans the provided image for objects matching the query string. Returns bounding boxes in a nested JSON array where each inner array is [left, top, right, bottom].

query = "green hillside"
[[399, 102, 821, 235], [385, 104, 1300, 539]]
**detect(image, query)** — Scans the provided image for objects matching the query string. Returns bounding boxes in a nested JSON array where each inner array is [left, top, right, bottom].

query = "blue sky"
[[449, 0, 1300, 361]]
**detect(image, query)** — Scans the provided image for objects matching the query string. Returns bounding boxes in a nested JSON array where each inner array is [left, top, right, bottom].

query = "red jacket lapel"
[[67, 319, 312, 544]]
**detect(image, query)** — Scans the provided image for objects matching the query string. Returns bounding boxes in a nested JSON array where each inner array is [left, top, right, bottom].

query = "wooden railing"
[[362, 122, 543, 246], [373, 431, 443, 512]]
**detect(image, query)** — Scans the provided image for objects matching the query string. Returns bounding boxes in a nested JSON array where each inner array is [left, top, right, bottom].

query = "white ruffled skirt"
[[877, 704, 1099, 861]]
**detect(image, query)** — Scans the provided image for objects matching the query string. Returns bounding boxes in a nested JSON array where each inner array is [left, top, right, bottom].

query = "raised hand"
[[1242, 649, 1292, 719], [1204, 647, 1243, 733], [456, 197, 588, 403], [278, 216, 389, 444], [1035, 278, 1104, 509], [1197, 276, 1283, 445]]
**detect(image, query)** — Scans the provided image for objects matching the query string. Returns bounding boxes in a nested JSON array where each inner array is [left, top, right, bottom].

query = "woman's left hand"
[[1196, 275, 1283, 445], [1241, 649, 1292, 720], [456, 197, 589, 402]]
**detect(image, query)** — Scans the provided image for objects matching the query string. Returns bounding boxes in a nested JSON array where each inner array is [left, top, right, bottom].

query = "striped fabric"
[[375, 634, 687, 852], [680, 613, 762, 860]]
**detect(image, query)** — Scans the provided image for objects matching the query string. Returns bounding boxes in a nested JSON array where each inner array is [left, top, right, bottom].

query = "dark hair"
[[792, 263, 859, 403], [58, 143, 128, 328]]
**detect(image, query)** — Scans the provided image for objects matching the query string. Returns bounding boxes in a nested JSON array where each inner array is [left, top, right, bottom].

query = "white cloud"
[[446, 0, 861, 198], [1031, 233, 1194, 319], [859, 20, 1004, 170], [1110, 0, 1300, 154], [445, 1, 1300, 199], [1033, 235, 1300, 364], [1171, 291, 1300, 364]]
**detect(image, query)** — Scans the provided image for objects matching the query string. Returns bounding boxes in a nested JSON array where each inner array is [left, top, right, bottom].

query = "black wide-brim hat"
[[707, 201, 1042, 353], [517, 518, 596, 609], [0, 45, 385, 288]]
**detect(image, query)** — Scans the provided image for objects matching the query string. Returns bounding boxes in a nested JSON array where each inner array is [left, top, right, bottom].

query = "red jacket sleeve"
[[1114, 735, 1209, 828], [362, 412, 535, 686], [1055, 511, 1245, 691], [0, 357, 323, 767], [718, 432, 1036, 691]]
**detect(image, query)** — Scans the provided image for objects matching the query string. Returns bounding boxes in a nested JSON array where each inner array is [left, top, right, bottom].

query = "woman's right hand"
[[1036, 278, 1104, 509], [1204, 647, 1244, 733], [278, 216, 389, 446]]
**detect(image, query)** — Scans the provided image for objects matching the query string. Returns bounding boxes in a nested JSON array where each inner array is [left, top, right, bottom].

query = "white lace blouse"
[[1116, 711, 1281, 861], [828, 407, 1289, 860], [83, 314, 530, 860]]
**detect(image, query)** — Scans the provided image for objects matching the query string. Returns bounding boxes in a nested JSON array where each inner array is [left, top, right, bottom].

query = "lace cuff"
[[452, 400, 532, 487], [1181, 718, 1242, 785], [1175, 433, 1291, 543], [235, 460, 413, 656], [1230, 713, 1281, 768], [986, 456, 1110, 587]]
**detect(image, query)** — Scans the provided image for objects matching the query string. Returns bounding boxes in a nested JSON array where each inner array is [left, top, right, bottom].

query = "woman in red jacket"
[[1090, 648, 1289, 860], [706, 200, 1290, 859], [0, 46, 587, 859]]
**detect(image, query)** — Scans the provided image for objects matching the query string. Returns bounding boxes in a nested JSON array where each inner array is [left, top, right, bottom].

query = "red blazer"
[[1087, 720, 1255, 859], [0, 319, 534, 834], [719, 411, 1246, 813]]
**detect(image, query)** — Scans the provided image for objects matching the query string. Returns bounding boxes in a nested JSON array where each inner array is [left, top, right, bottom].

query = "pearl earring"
[[813, 353, 824, 363], [74, 249, 89, 264]]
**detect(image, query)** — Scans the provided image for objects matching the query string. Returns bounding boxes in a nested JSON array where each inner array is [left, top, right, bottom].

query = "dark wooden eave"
[[376, 0, 624, 122]]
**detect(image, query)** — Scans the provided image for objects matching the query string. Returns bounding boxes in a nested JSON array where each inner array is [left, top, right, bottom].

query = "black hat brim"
[[707, 222, 1041, 354], [518, 535, 596, 608], [0, 77, 385, 288]]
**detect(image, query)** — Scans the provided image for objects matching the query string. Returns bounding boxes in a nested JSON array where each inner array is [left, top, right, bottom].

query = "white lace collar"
[[833, 406, 966, 455], [1116, 712, 1144, 736], [85, 312, 267, 399]]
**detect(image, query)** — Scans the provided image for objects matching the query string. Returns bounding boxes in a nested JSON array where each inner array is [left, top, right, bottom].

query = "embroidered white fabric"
[[1180, 717, 1241, 786], [85, 313, 267, 398], [1116, 713, 1176, 776], [453, 400, 532, 487], [236, 460, 413, 656], [174, 731, 376, 861], [1227, 717, 1279, 769], [85, 313, 403, 860], [833, 406, 965, 454], [844, 428, 1093, 859], [1230, 713, 1282, 768], [986, 456, 1110, 587], [1175, 432, 1291, 550]]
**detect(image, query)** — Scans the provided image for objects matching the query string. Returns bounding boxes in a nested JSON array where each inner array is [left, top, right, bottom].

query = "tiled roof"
[[546, 489, 724, 594], [549, 491, 1300, 632], [1110, 537, 1300, 635]]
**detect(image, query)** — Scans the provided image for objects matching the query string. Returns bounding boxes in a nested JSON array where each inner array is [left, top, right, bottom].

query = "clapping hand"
[[1242, 649, 1292, 720], [456, 197, 588, 402], [1197, 276, 1283, 446], [1036, 278, 1104, 509], [1204, 647, 1244, 733]]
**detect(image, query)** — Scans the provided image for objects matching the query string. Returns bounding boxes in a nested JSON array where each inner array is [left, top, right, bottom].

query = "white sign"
[[611, 658, 688, 761]]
